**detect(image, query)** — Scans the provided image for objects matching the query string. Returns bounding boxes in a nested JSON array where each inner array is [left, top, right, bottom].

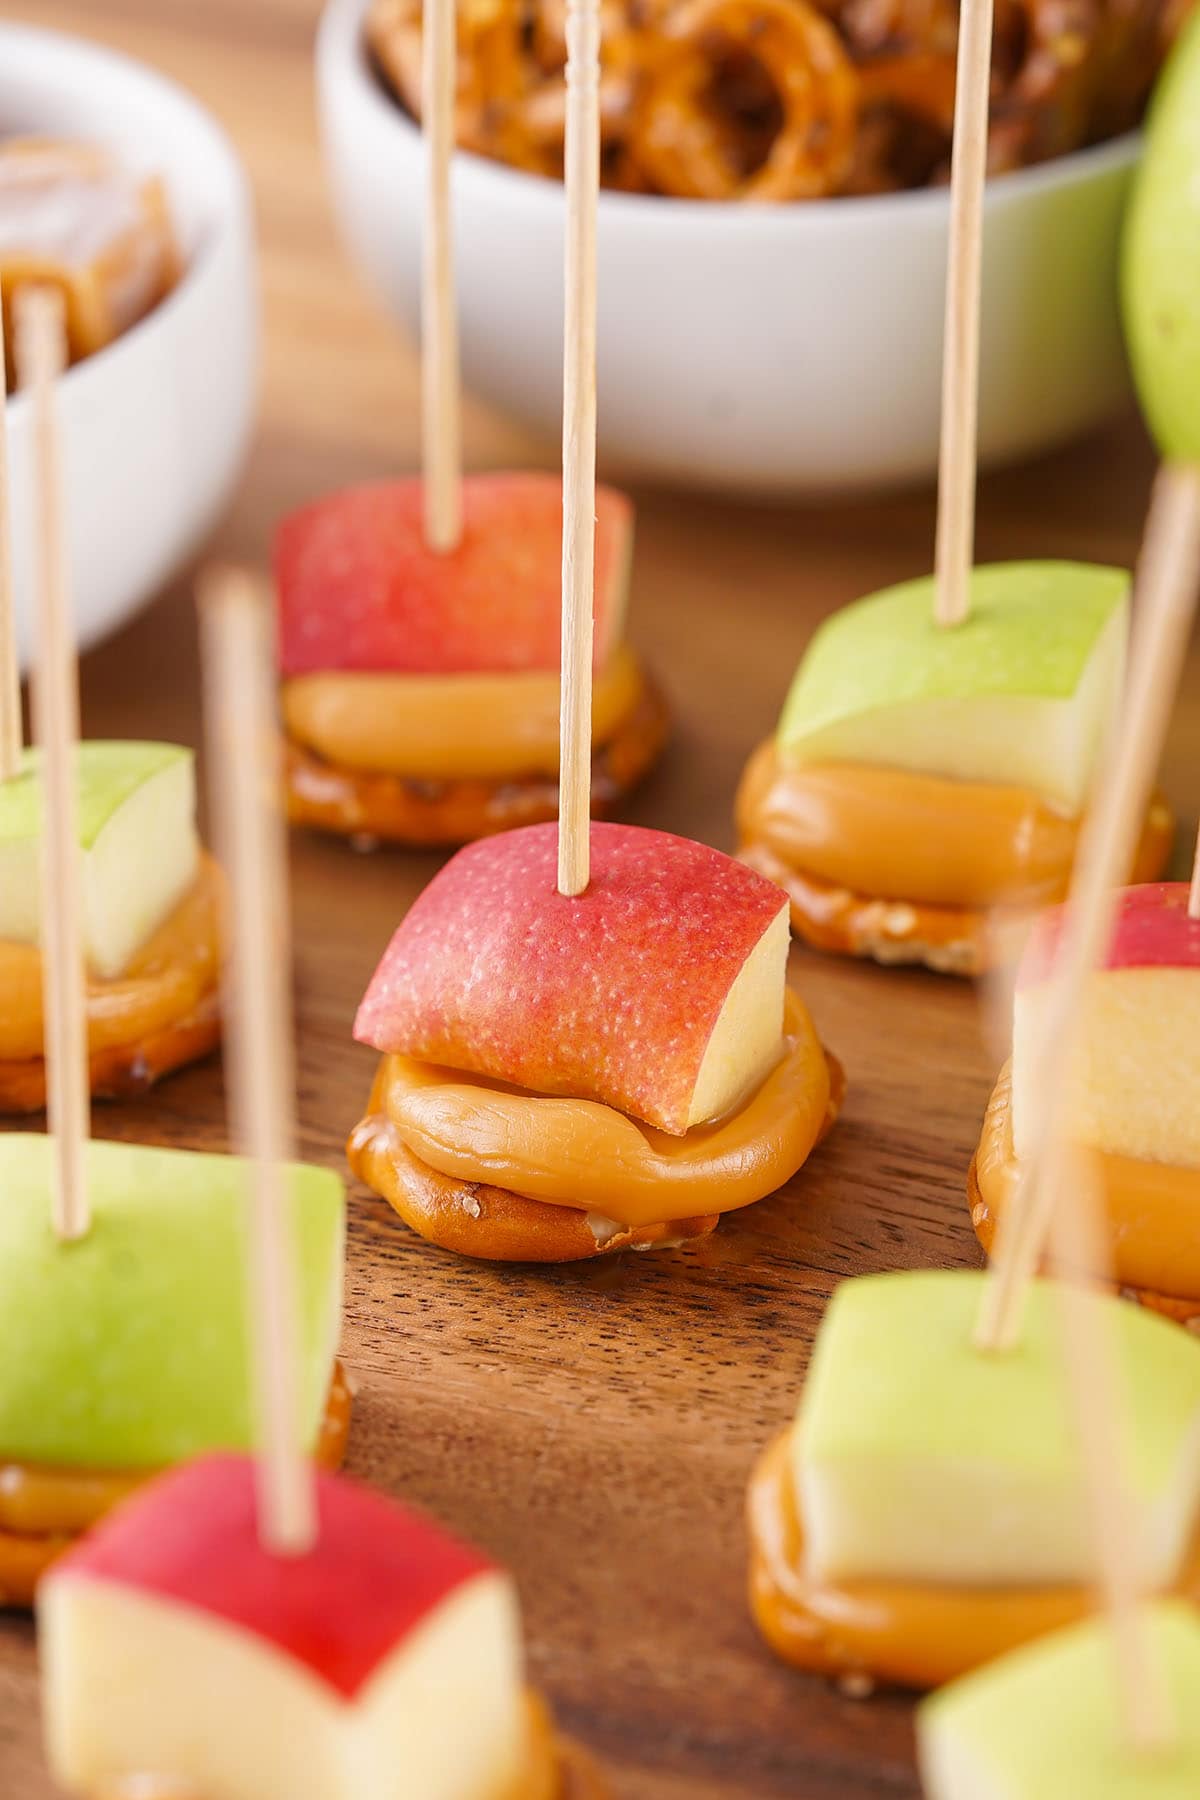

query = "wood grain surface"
[[1, 3, 1198, 1794]]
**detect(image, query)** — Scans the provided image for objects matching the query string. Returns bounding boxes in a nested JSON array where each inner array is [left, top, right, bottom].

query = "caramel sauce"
[[283, 675, 669, 848], [0, 1363, 352, 1609], [514, 1693, 564, 1800], [281, 644, 643, 781], [972, 1062, 1200, 1304], [736, 742, 1175, 910], [348, 1108, 724, 1262], [364, 993, 832, 1229], [747, 1429, 1200, 1689], [0, 854, 223, 1064], [0, 991, 221, 1115]]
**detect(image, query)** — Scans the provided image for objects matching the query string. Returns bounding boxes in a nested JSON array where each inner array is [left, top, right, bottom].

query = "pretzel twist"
[[367, 0, 1191, 198]]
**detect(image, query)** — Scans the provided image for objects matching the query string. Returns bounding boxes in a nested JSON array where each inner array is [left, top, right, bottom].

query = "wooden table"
[[1, 3, 1197, 1793]]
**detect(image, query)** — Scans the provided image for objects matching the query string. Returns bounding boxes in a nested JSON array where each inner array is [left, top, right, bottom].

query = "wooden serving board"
[[1, 1, 1198, 1793]]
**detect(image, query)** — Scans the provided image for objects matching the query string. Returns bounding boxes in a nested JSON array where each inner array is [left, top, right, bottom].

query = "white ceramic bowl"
[[2, 25, 258, 663], [318, 0, 1139, 495]]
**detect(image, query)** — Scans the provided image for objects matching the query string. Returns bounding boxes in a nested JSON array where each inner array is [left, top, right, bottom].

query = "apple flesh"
[[0, 1135, 345, 1470], [918, 1601, 1200, 1799], [795, 1271, 1200, 1589], [275, 472, 633, 679], [41, 1455, 527, 1800], [355, 821, 791, 1136], [1013, 884, 1200, 1169], [1122, 11, 1200, 462], [777, 564, 1128, 814], [0, 742, 199, 980]]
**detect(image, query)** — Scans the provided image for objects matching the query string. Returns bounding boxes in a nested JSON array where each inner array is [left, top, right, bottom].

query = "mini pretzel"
[[369, 0, 562, 173], [481, 0, 664, 177], [628, 0, 859, 198], [988, 0, 1103, 168], [366, 0, 1184, 198]]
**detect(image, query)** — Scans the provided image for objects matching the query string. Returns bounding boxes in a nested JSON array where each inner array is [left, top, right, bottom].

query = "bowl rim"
[[0, 21, 252, 421], [318, 0, 1142, 231]]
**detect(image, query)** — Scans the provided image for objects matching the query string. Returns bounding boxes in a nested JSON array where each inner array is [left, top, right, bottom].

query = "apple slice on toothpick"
[[355, 821, 790, 1133], [0, 1133, 343, 1473], [358, 0, 787, 1129], [0, 743, 199, 979], [1012, 883, 1200, 1172], [275, 475, 633, 680], [41, 1455, 530, 1800], [796, 1270, 1200, 1594], [918, 1602, 1200, 1798]]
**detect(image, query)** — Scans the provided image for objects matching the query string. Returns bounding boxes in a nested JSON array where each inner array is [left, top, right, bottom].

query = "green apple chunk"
[[919, 1602, 1200, 1799], [0, 742, 199, 981], [1122, 12, 1200, 462], [0, 1134, 345, 1470], [777, 564, 1128, 813], [794, 1272, 1200, 1589]]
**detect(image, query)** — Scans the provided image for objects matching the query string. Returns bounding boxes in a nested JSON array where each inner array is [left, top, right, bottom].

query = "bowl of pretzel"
[[317, 0, 1179, 493]]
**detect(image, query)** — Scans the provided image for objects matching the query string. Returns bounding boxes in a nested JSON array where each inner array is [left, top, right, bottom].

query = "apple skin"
[[275, 473, 632, 678], [0, 743, 198, 980], [776, 564, 1128, 813], [1018, 883, 1200, 988], [1122, 9, 1200, 461], [0, 743, 189, 851], [1012, 883, 1200, 1166], [797, 1271, 1200, 1589], [53, 1455, 494, 1700], [354, 821, 788, 1136], [0, 1135, 344, 1471]]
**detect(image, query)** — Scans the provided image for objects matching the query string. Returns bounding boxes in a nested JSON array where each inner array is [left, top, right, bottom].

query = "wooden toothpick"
[[1046, 1147, 1172, 1751], [933, 0, 994, 629], [15, 288, 90, 1244], [198, 566, 317, 1559], [421, 0, 462, 551], [557, 0, 601, 899], [0, 299, 21, 779], [976, 461, 1200, 1351]]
